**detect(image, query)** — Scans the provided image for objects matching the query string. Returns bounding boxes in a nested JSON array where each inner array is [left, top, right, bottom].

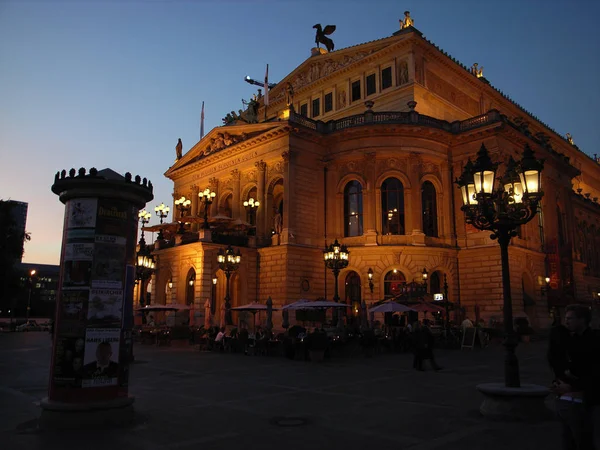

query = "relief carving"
[[338, 89, 347, 108], [255, 160, 267, 172], [399, 59, 409, 85]]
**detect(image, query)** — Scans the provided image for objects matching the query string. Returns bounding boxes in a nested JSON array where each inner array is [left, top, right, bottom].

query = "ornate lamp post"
[[324, 239, 349, 323], [422, 267, 428, 290], [217, 245, 241, 325], [456, 143, 544, 388], [211, 277, 217, 315], [174, 196, 191, 234], [198, 188, 216, 229], [443, 274, 450, 331], [154, 202, 170, 240], [138, 209, 151, 245], [136, 243, 155, 309], [368, 268, 374, 293], [243, 197, 260, 225]]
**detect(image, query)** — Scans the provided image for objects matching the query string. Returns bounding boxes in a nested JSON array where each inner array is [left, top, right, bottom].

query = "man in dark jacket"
[[550, 304, 600, 450]]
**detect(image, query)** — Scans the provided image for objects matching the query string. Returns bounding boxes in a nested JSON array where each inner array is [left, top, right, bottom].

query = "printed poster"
[[82, 328, 120, 388], [67, 199, 97, 229], [87, 288, 124, 327], [65, 242, 94, 261], [52, 336, 86, 387], [91, 235, 126, 289], [63, 260, 92, 288], [95, 199, 134, 237], [57, 289, 88, 335]]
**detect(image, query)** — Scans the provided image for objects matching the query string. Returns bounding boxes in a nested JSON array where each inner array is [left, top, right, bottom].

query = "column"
[[255, 160, 267, 238], [363, 152, 377, 245], [191, 185, 199, 232], [209, 177, 219, 217], [231, 169, 241, 220], [281, 151, 295, 243]]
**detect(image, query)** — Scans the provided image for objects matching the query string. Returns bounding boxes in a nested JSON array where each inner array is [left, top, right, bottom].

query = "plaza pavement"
[[0, 332, 564, 450]]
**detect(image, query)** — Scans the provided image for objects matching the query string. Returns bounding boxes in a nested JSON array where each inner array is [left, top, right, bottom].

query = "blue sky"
[[1, 0, 599, 264]]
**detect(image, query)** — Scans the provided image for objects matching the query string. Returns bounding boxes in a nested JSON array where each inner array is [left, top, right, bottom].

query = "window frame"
[[324, 91, 334, 114], [365, 72, 377, 97], [311, 97, 321, 118], [299, 102, 308, 117], [351, 79, 362, 103], [381, 177, 405, 235], [381, 66, 393, 90], [344, 180, 364, 237]]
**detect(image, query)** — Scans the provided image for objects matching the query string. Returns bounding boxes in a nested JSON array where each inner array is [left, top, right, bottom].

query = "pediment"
[[165, 123, 284, 177], [267, 35, 404, 105]]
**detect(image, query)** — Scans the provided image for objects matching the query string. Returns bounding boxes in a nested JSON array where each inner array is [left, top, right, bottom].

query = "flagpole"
[[263, 64, 269, 122], [200, 101, 205, 139]]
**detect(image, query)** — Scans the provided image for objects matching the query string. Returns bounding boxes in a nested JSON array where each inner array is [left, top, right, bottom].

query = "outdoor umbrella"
[[369, 302, 416, 313], [231, 302, 280, 332], [283, 300, 347, 310], [266, 297, 273, 330], [135, 304, 190, 311], [219, 302, 226, 329], [411, 302, 444, 314], [204, 299, 211, 329]]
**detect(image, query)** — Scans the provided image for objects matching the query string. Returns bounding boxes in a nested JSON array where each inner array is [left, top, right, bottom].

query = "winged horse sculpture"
[[313, 24, 336, 52]]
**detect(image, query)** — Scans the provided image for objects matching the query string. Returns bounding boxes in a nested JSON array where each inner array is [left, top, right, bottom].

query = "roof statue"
[[470, 63, 484, 78], [175, 138, 183, 160], [566, 133, 574, 145], [313, 24, 336, 53], [399, 11, 414, 29]]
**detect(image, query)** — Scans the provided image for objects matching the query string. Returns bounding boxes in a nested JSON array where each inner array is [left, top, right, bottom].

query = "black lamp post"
[[198, 188, 216, 229], [324, 239, 349, 322], [243, 197, 260, 232], [154, 202, 170, 240], [138, 209, 151, 246], [136, 211, 156, 310], [456, 143, 544, 388], [541, 276, 551, 296], [26, 269, 36, 322], [174, 196, 191, 234], [211, 277, 217, 315], [422, 267, 428, 290], [443, 274, 450, 331], [217, 245, 241, 325]]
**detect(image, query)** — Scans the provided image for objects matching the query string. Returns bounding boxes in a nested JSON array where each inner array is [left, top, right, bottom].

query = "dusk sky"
[[1, 0, 599, 265]]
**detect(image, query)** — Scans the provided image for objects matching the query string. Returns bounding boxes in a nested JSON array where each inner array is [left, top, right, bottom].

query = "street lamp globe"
[[472, 144, 499, 195]]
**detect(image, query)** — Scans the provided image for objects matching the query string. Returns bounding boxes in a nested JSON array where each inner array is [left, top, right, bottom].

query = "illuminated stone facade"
[[144, 24, 600, 329]]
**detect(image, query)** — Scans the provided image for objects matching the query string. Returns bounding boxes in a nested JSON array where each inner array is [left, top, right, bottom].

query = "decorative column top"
[[255, 160, 267, 172]]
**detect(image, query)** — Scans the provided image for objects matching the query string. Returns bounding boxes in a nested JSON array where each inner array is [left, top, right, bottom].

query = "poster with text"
[[57, 289, 89, 335], [65, 242, 94, 262], [67, 198, 97, 229], [66, 228, 95, 243], [95, 199, 134, 237], [52, 336, 86, 387], [87, 288, 124, 327], [91, 235, 126, 289], [82, 328, 120, 388]]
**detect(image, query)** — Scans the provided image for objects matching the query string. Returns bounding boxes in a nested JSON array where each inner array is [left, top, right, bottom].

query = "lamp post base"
[[39, 395, 135, 430], [476, 383, 551, 421]]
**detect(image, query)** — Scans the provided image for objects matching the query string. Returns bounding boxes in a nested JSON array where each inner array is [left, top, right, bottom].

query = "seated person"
[[215, 327, 226, 343]]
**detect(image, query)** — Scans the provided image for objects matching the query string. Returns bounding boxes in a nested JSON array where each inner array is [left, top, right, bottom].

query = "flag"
[[264, 64, 269, 106], [200, 101, 205, 139]]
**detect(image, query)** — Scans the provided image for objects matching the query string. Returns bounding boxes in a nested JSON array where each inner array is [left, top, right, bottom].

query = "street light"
[[443, 274, 450, 331], [174, 196, 191, 234], [243, 197, 260, 226], [217, 245, 241, 325], [367, 268, 374, 293], [136, 215, 156, 310], [211, 277, 218, 315], [456, 143, 544, 388], [198, 188, 216, 229], [154, 203, 170, 240], [541, 276, 551, 296], [422, 267, 428, 289], [324, 239, 349, 323], [138, 209, 151, 246], [26, 269, 36, 322]]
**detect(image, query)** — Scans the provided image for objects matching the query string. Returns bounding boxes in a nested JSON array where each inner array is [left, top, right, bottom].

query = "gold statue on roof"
[[400, 11, 414, 29], [566, 133, 574, 145], [471, 63, 484, 78]]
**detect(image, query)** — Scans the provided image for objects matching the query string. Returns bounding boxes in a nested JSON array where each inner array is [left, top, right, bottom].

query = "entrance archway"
[[344, 271, 361, 320]]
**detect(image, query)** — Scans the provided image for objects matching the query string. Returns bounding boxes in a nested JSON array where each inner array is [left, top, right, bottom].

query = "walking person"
[[549, 304, 600, 450]]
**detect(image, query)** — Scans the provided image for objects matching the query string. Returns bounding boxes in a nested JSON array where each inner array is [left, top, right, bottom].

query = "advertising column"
[[41, 168, 153, 428]]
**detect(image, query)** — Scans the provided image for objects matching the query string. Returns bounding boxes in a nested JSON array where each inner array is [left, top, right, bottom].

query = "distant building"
[[17, 263, 59, 319], [142, 14, 600, 329], [8, 200, 28, 247]]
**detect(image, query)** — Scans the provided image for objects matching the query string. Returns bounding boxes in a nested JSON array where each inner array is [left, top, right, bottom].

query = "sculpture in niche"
[[338, 89, 347, 108], [273, 210, 283, 235], [399, 60, 409, 85], [285, 82, 295, 108]]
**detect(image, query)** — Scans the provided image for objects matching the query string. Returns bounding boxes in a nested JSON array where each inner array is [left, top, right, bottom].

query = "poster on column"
[[52, 336, 86, 387], [67, 198, 98, 229], [82, 328, 121, 388], [87, 288, 124, 327], [91, 235, 126, 289], [63, 241, 94, 289], [57, 289, 89, 335]]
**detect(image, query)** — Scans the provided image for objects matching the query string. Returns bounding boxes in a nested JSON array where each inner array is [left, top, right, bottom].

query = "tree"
[[0, 200, 31, 310]]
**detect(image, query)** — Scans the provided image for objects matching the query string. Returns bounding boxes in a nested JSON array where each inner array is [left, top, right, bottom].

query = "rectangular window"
[[366, 73, 376, 96], [324, 92, 333, 113], [300, 103, 308, 116], [351, 80, 361, 102], [381, 67, 392, 90], [312, 98, 320, 118]]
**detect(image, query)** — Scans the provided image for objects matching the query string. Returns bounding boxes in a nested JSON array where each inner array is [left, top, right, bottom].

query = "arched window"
[[381, 177, 405, 235], [185, 268, 196, 306], [344, 181, 363, 237], [422, 181, 438, 237], [220, 194, 232, 218], [384, 270, 406, 298], [430, 271, 441, 296], [344, 271, 361, 316]]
